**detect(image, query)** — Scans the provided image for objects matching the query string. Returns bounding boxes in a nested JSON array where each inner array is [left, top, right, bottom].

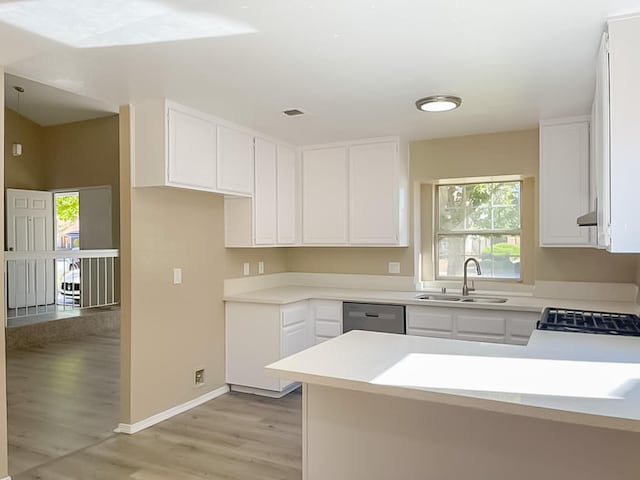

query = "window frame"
[[434, 180, 523, 282]]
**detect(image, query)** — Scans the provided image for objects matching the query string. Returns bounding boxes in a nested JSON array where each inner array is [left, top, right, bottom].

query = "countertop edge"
[[264, 365, 640, 433]]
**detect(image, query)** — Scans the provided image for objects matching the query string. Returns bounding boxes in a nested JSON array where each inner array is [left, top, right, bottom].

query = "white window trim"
[[434, 180, 523, 281]]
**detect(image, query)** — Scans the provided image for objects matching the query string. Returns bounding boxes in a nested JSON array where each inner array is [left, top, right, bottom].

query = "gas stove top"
[[536, 308, 640, 337]]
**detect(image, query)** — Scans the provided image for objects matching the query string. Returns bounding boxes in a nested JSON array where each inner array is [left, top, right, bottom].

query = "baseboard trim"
[[115, 384, 229, 435], [1, 475, 12, 480]]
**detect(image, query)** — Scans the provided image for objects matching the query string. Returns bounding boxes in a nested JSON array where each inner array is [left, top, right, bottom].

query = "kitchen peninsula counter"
[[267, 330, 640, 480]]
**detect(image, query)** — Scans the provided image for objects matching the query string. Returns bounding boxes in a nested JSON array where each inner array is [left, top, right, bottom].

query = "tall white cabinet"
[[597, 16, 640, 252], [301, 138, 408, 246], [539, 118, 593, 247]]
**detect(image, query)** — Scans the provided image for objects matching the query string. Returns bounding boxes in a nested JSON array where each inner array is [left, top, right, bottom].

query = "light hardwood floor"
[[15, 391, 302, 480], [8, 329, 303, 480], [7, 331, 120, 476]]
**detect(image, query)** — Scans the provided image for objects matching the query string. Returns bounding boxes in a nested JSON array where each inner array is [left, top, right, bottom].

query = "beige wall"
[[4, 107, 45, 190], [225, 248, 288, 278], [42, 115, 120, 248], [287, 247, 412, 276], [127, 186, 226, 422], [0, 69, 10, 478]]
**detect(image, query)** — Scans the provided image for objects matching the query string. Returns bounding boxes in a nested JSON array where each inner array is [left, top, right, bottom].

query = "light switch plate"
[[258, 261, 264, 274], [388, 262, 400, 274], [243, 263, 250, 276], [173, 268, 182, 285]]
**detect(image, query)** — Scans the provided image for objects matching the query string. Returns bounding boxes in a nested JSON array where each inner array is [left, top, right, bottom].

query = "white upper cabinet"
[[539, 118, 593, 247], [302, 147, 349, 245], [224, 139, 300, 247], [302, 137, 408, 247], [167, 107, 217, 190], [217, 126, 254, 196], [254, 137, 278, 245], [132, 99, 254, 196], [276, 145, 298, 245], [600, 16, 640, 252], [349, 141, 401, 245]]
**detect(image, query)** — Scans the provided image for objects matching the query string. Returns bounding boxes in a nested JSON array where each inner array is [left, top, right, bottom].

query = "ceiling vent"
[[283, 109, 304, 116]]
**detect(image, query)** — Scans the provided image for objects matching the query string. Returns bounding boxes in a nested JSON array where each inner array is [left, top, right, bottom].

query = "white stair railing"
[[4, 249, 120, 322]]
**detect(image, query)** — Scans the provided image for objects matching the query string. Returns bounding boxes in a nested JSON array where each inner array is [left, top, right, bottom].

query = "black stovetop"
[[536, 307, 640, 337]]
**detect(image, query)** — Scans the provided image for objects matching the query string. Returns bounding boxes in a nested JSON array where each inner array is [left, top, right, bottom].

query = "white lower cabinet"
[[310, 300, 343, 344], [226, 301, 312, 395], [406, 305, 539, 345]]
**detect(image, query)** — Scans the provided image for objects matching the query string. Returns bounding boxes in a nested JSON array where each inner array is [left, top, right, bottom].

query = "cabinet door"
[[349, 142, 399, 244], [539, 120, 592, 246], [311, 300, 343, 344], [506, 313, 538, 345], [167, 108, 217, 189], [277, 145, 298, 245], [225, 303, 281, 391], [217, 125, 254, 195], [281, 302, 311, 357], [254, 138, 277, 245], [455, 312, 506, 343], [302, 147, 348, 244], [406, 306, 454, 338]]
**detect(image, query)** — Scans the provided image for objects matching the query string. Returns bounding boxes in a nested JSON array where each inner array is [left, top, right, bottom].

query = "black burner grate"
[[537, 308, 640, 336]]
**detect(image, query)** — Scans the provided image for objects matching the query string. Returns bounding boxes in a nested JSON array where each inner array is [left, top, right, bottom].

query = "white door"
[[6, 189, 54, 308]]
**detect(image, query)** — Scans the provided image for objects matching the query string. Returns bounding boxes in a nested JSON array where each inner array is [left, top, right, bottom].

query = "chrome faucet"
[[462, 257, 482, 296]]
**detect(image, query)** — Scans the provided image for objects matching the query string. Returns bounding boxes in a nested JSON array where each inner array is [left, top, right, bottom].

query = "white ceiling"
[[4, 74, 117, 126], [1, 0, 639, 142]]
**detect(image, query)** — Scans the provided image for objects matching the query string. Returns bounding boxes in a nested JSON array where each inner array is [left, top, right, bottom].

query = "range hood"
[[577, 211, 597, 227]]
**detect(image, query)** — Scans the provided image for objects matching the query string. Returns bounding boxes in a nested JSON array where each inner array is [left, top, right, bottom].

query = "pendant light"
[[12, 86, 24, 157]]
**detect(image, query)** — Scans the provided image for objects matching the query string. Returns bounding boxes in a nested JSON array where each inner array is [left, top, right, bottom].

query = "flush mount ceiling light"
[[415, 95, 462, 112]]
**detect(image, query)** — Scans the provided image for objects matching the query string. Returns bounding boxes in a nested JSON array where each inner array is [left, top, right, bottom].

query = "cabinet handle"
[[365, 313, 379, 318]]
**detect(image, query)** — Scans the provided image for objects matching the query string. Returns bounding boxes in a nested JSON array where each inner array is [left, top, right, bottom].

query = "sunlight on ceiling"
[[0, 0, 256, 48], [371, 353, 640, 400]]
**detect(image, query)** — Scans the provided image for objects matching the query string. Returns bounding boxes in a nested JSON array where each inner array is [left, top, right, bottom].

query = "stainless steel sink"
[[415, 294, 463, 301], [415, 294, 508, 304], [460, 297, 508, 304]]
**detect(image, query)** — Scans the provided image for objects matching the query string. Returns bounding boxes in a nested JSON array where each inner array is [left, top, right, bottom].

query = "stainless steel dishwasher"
[[342, 302, 406, 334]]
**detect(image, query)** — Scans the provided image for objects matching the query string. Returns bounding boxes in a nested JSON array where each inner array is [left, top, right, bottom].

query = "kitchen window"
[[436, 181, 521, 280]]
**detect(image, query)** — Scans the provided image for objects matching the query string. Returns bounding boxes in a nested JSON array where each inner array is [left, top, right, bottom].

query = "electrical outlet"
[[258, 261, 264, 274], [194, 368, 205, 386], [388, 262, 401, 274], [243, 262, 250, 276]]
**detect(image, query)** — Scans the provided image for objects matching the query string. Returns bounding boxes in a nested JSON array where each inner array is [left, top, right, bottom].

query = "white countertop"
[[266, 330, 640, 432], [224, 285, 640, 314]]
